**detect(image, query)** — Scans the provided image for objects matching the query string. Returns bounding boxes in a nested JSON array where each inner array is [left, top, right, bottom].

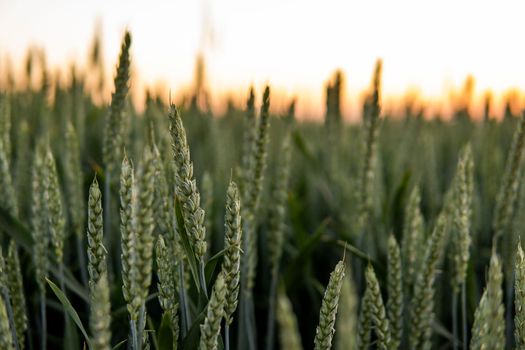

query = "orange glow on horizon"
[[2, 0, 525, 121], [2, 52, 525, 123]]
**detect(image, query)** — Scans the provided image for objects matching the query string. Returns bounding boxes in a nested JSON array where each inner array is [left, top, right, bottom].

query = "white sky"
[[1, 0, 525, 119]]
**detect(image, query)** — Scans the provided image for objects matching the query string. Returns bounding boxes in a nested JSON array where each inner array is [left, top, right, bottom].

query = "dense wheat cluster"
[[1, 30, 525, 350]]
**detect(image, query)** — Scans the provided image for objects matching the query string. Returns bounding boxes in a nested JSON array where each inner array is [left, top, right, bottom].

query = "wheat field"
[[0, 30, 524, 350]]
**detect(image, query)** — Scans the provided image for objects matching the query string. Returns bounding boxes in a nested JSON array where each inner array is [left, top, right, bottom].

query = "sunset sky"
[[1, 0, 525, 119]]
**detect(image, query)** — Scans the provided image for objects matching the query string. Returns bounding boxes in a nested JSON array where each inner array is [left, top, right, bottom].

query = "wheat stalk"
[[103, 31, 131, 179], [168, 104, 208, 282], [268, 134, 292, 277], [202, 172, 214, 253], [64, 122, 85, 237], [0, 136, 17, 218], [6, 241, 27, 350], [515, 242, 525, 348], [336, 272, 357, 350], [409, 213, 448, 350], [199, 273, 227, 350], [401, 186, 425, 293], [451, 144, 473, 293], [276, 290, 303, 350], [470, 251, 505, 349], [266, 133, 292, 350], [449, 144, 473, 350], [314, 260, 345, 350], [357, 284, 372, 350], [152, 144, 173, 237], [365, 264, 392, 350], [0, 297, 14, 350], [120, 154, 135, 310], [30, 143, 48, 349], [493, 114, 525, 285], [0, 95, 11, 163], [156, 235, 179, 350], [14, 121, 30, 214], [387, 235, 402, 349], [133, 147, 156, 304], [219, 180, 242, 349], [240, 87, 256, 192], [44, 148, 66, 266], [64, 121, 88, 287], [90, 272, 111, 350], [87, 176, 107, 292], [357, 59, 382, 234], [244, 85, 271, 290], [223, 180, 242, 320]]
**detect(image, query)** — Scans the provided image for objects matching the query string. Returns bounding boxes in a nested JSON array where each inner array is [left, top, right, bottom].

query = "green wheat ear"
[[0, 297, 14, 350], [243, 85, 271, 294], [409, 212, 448, 350], [45, 148, 66, 265], [119, 154, 135, 311], [314, 260, 345, 350], [168, 104, 208, 262], [87, 176, 106, 293], [90, 271, 111, 350], [0, 136, 17, 219], [120, 155, 138, 319], [470, 251, 505, 350], [14, 120, 30, 215], [387, 235, 403, 349], [64, 122, 85, 238], [493, 114, 525, 278], [276, 290, 303, 350], [515, 241, 525, 348], [268, 133, 292, 277], [134, 147, 156, 303], [357, 59, 382, 235], [0, 247, 15, 350], [103, 31, 132, 179], [199, 273, 227, 350], [365, 264, 392, 350], [401, 185, 425, 293], [156, 235, 179, 349], [357, 286, 372, 350], [0, 95, 12, 162], [152, 144, 173, 238], [336, 272, 358, 350], [202, 171, 214, 253], [6, 241, 27, 350], [31, 144, 49, 294], [223, 180, 243, 325], [450, 144, 473, 293], [241, 86, 256, 192]]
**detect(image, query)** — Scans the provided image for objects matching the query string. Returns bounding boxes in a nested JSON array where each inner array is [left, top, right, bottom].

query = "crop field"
[[0, 30, 525, 350]]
